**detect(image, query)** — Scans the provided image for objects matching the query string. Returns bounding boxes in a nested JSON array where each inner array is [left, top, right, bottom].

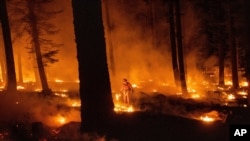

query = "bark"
[[102, 0, 116, 76], [168, 0, 180, 87], [174, 0, 187, 94], [72, 0, 115, 134], [0, 0, 17, 92]]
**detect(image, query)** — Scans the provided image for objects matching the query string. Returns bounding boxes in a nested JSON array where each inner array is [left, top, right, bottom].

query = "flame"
[[17, 85, 25, 90], [66, 99, 81, 107], [240, 81, 248, 87], [54, 92, 68, 98], [191, 94, 200, 99], [225, 81, 232, 86], [237, 91, 248, 96], [71, 101, 81, 107], [115, 93, 121, 101], [57, 116, 66, 125], [55, 79, 64, 83], [114, 104, 134, 112], [200, 115, 215, 122], [34, 88, 42, 92], [132, 84, 138, 88], [227, 94, 235, 100]]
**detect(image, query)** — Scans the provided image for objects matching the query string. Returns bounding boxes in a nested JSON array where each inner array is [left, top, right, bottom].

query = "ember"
[[114, 104, 134, 113], [200, 115, 215, 122]]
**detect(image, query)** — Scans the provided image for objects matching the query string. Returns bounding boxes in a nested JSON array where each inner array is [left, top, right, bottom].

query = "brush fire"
[[0, 74, 249, 140]]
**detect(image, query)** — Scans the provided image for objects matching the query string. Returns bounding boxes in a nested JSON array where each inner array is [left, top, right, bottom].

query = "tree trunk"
[[0, 0, 17, 93], [17, 46, 23, 84], [168, 0, 180, 87], [243, 0, 250, 105], [218, 44, 225, 87], [0, 57, 6, 85], [102, 0, 116, 76], [27, 0, 51, 95], [72, 0, 115, 134], [149, 0, 156, 48], [228, 3, 239, 90], [174, 0, 187, 94]]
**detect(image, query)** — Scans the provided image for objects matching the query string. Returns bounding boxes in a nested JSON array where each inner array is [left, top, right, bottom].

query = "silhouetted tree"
[[8, 0, 62, 95], [0, 0, 17, 93], [72, 0, 115, 134], [242, 0, 250, 105], [168, 0, 180, 87], [175, 0, 188, 94], [226, 0, 240, 90], [194, 0, 228, 87]]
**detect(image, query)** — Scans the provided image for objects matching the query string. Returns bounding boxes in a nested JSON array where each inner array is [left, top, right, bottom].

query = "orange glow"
[[225, 81, 232, 86], [153, 89, 158, 92], [34, 88, 42, 92], [227, 94, 235, 100], [55, 79, 64, 83], [132, 84, 138, 88], [114, 104, 134, 112], [237, 91, 248, 96], [17, 85, 25, 90], [191, 94, 200, 99], [115, 93, 121, 101], [57, 116, 66, 125], [66, 99, 81, 107], [200, 115, 215, 122], [54, 92, 68, 98], [240, 81, 248, 87], [71, 101, 81, 107]]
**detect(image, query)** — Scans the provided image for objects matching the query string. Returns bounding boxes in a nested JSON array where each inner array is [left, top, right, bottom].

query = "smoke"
[[103, 0, 175, 92], [3, 0, 79, 86], [0, 91, 80, 128]]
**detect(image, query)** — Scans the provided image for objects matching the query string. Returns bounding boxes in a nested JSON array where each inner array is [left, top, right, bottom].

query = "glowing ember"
[[153, 89, 158, 92], [161, 83, 168, 86], [188, 88, 196, 93], [55, 79, 64, 83], [227, 94, 235, 100], [191, 94, 200, 99], [225, 81, 232, 86], [17, 85, 25, 90], [114, 104, 134, 112], [56, 115, 66, 125], [132, 84, 138, 88], [67, 99, 81, 107], [71, 101, 81, 107], [240, 81, 248, 87], [60, 89, 68, 92], [200, 115, 215, 122], [237, 91, 248, 96], [115, 93, 121, 101], [34, 88, 42, 92], [54, 92, 68, 98]]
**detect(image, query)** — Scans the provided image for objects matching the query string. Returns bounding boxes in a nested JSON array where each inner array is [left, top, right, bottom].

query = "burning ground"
[[0, 81, 250, 141]]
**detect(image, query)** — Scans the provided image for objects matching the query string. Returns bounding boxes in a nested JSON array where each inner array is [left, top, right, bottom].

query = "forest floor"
[[0, 91, 250, 141]]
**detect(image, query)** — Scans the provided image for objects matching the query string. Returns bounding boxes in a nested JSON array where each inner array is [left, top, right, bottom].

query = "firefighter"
[[120, 78, 133, 104]]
